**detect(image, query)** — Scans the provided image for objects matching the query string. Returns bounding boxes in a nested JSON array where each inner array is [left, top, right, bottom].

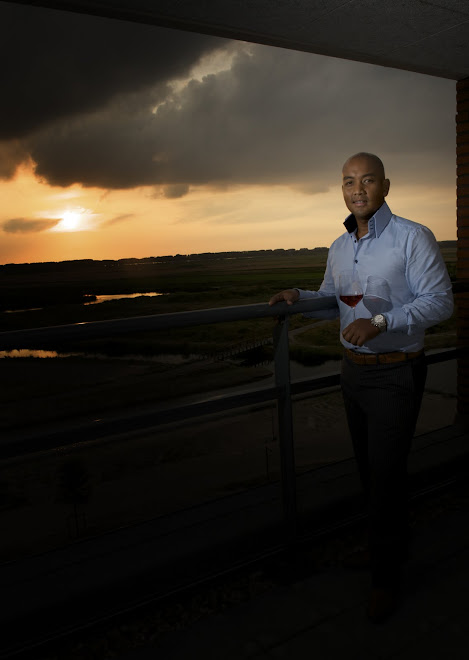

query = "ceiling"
[[14, 0, 469, 80]]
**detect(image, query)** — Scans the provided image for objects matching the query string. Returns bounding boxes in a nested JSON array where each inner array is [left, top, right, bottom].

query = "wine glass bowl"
[[363, 275, 392, 315], [338, 270, 363, 313]]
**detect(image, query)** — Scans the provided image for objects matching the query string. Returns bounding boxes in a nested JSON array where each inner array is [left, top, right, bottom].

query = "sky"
[[0, 2, 457, 264]]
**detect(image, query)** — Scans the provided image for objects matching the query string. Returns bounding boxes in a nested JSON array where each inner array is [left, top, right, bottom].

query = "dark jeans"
[[341, 353, 427, 587]]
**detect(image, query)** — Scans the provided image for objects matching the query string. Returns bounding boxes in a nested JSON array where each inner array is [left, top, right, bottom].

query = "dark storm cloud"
[[0, 2, 455, 194], [0, 140, 29, 179], [25, 44, 455, 194], [2, 218, 59, 233], [0, 1, 226, 141]]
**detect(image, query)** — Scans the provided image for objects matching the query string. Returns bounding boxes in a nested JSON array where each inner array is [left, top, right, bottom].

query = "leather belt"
[[344, 348, 424, 365]]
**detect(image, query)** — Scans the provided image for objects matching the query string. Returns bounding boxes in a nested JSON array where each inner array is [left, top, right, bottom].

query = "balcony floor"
[[1, 356, 465, 659], [121, 470, 469, 660]]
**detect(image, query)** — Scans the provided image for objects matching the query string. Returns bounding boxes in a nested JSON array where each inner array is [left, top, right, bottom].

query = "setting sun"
[[49, 208, 97, 233], [58, 211, 81, 231]]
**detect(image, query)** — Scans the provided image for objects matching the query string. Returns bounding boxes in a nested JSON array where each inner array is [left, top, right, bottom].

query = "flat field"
[[0, 245, 457, 356]]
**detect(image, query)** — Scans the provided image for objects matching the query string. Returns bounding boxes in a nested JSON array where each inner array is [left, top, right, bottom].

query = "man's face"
[[342, 156, 390, 221]]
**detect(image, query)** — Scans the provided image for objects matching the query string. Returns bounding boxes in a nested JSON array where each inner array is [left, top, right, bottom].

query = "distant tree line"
[[0, 247, 332, 272]]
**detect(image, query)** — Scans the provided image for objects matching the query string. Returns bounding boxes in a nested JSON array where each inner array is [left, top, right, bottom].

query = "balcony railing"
[[0, 296, 458, 542]]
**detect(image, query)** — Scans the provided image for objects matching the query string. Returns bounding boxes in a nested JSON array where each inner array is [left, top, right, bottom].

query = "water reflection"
[[84, 292, 163, 305], [0, 349, 78, 359], [3, 292, 164, 314], [4, 308, 43, 314], [0, 348, 200, 363]]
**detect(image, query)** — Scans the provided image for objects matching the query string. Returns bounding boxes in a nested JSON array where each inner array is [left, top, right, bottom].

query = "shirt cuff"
[[385, 307, 408, 332], [296, 288, 315, 300]]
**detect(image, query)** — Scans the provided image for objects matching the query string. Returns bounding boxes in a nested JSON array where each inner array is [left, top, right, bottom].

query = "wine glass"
[[363, 275, 392, 316], [338, 270, 363, 319]]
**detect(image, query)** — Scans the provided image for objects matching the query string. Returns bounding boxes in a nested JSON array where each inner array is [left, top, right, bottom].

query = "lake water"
[[0, 349, 202, 364], [4, 292, 164, 313], [84, 292, 163, 305]]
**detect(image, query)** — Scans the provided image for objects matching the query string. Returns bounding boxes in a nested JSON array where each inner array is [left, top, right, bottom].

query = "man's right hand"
[[268, 289, 300, 306]]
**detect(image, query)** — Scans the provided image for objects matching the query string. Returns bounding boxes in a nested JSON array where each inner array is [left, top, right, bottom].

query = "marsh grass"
[[1, 248, 456, 360], [0, 248, 457, 412]]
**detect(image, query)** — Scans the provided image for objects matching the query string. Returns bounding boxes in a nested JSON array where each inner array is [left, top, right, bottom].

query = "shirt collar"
[[343, 201, 393, 238]]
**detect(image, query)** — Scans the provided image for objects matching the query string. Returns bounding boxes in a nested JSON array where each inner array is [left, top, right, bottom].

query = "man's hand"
[[268, 289, 300, 306], [342, 318, 381, 347]]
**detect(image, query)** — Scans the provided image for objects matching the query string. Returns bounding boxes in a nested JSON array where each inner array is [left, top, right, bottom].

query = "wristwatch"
[[370, 314, 387, 332]]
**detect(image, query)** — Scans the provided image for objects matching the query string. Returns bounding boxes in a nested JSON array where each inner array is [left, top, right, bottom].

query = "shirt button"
[[355, 260, 358, 263]]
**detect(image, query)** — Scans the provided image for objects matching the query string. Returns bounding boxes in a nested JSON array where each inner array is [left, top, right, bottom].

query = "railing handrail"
[[0, 297, 338, 349]]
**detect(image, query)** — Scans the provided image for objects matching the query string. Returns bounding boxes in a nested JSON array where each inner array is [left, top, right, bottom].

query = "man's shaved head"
[[341, 152, 390, 222], [343, 152, 386, 179]]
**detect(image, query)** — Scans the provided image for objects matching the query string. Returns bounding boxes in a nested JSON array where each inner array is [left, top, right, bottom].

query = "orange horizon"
[[0, 166, 457, 266]]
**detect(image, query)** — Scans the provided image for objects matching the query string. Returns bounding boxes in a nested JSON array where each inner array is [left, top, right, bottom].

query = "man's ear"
[[384, 179, 390, 197]]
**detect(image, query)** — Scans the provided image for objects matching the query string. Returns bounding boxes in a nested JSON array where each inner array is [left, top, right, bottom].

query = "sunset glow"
[[0, 161, 456, 265], [0, 4, 457, 265]]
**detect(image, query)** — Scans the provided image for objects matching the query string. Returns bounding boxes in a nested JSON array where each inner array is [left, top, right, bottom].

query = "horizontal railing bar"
[[0, 376, 339, 459], [0, 298, 338, 349], [452, 279, 469, 294], [0, 386, 278, 459], [425, 348, 461, 364], [425, 347, 459, 364], [0, 349, 458, 460]]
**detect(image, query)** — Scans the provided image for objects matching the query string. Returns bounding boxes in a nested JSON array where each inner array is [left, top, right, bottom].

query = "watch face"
[[371, 314, 387, 332]]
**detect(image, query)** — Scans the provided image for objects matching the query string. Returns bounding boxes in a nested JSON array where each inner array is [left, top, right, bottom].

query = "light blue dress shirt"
[[297, 202, 454, 354]]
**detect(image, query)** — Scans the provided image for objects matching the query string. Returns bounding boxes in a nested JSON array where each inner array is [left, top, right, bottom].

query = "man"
[[269, 152, 453, 622]]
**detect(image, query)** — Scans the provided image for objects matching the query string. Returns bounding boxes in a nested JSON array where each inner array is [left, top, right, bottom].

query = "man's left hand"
[[342, 318, 381, 347]]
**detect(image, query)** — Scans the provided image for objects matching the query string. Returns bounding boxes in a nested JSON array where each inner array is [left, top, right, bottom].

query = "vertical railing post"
[[273, 314, 297, 542]]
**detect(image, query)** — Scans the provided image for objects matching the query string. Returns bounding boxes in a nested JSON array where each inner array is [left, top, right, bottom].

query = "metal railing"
[[0, 296, 459, 539], [0, 298, 338, 534]]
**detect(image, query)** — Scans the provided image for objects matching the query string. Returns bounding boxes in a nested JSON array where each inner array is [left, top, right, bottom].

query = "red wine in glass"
[[339, 293, 363, 308], [338, 270, 363, 318]]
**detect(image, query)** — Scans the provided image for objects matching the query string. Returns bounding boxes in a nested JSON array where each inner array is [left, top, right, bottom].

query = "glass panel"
[[0, 322, 284, 564]]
